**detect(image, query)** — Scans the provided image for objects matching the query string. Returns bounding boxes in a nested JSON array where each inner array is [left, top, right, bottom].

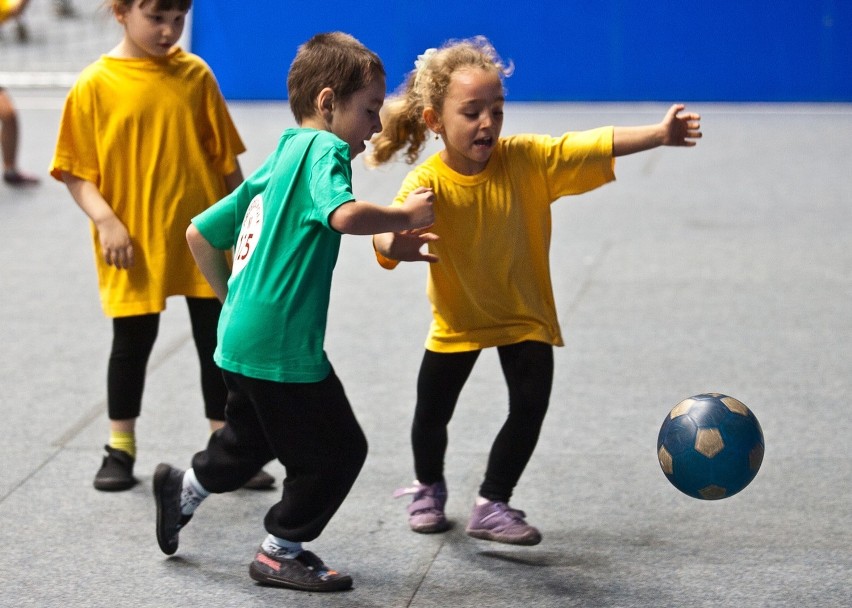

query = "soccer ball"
[[657, 393, 764, 500]]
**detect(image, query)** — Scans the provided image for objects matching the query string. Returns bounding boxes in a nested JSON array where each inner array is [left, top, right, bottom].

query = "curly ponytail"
[[368, 73, 428, 166]]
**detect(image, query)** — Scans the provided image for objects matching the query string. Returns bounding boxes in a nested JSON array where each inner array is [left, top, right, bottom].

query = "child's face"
[[433, 67, 504, 175], [329, 76, 386, 158], [116, 0, 187, 58]]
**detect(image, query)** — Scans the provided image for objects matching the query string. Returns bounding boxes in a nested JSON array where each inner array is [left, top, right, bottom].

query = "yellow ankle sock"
[[109, 431, 136, 460]]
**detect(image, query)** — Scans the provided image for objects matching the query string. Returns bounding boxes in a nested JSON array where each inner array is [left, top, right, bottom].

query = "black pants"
[[192, 368, 368, 542], [412, 340, 553, 503], [107, 297, 226, 421]]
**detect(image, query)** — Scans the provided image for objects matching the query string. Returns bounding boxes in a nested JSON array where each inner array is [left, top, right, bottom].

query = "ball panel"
[[658, 414, 697, 456], [684, 396, 730, 428], [670, 397, 698, 419], [749, 444, 765, 472], [658, 446, 673, 474], [720, 395, 749, 415], [698, 485, 727, 500], [694, 428, 724, 458]]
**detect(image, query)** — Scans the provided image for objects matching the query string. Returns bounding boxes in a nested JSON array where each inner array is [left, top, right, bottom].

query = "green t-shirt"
[[193, 128, 355, 382]]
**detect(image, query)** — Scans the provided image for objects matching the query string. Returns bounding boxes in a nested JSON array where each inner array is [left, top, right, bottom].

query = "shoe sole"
[[465, 527, 542, 546], [410, 520, 451, 534], [248, 562, 353, 592], [93, 477, 138, 491], [153, 464, 180, 555]]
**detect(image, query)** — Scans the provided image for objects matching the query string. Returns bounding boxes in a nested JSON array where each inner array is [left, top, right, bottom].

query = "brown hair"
[[369, 36, 512, 166], [287, 32, 385, 124], [107, 0, 192, 11]]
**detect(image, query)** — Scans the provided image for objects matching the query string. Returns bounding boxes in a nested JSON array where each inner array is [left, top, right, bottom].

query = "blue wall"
[[192, 1, 852, 102]]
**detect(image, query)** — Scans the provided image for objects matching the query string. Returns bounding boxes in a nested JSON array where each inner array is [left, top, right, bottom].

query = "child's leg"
[[219, 368, 367, 542], [186, 297, 275, 489], [479, 340, 553, 503], [95, 313, 159, 490], [190, 371, 275, 492], [185, 297, 227, 422], [106, 313, 159, 434], [0, 89, 18, 171], [412, 349, 479, 484]]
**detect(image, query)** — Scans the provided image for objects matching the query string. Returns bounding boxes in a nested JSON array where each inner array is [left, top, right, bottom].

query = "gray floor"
[[0, 90, 852, 607], [1, 79, 851, 608]]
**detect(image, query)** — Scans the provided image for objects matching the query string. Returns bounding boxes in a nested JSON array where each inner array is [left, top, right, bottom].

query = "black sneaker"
[[153, 463, 192, 555], [93, 445, 137, 491], [249, 548, 353, 592]]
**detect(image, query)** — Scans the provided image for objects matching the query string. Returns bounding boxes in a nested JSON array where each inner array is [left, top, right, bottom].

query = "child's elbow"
[[186, 223, 204, 246], [328, 201, 360, 234]]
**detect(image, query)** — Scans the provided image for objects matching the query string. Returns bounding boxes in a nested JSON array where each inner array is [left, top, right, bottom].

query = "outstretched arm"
[[329, 186, 435, 235], [612, 103, 702, 157]]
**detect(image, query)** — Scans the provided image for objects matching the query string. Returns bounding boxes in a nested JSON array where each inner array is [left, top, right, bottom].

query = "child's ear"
[[317, 87, 335, 123], [423, 107, 442, 135], [112, 2, 129, 24]]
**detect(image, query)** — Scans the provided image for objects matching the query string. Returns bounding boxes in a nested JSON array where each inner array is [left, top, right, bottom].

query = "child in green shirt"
[[153, 32, 434, 593]]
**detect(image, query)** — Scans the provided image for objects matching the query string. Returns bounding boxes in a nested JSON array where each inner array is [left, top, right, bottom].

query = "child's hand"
[[96, 215, 135, 268], [401, 186, 435, 230], [662, 104, 702, 147], [385, 229, 440, 263]]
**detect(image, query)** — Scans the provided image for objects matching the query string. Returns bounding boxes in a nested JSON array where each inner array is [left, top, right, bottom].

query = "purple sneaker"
[[466, 500, 542, 545], [393, 480, 450, 533]]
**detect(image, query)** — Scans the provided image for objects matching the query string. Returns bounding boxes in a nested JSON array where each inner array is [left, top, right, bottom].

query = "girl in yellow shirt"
[[49, 0, 273, 491], [372, 36, 701, 545]]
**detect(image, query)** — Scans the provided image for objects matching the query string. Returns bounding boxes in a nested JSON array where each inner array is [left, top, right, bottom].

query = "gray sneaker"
[[393, 480, 450, 533], [466, 501, 542, 545]]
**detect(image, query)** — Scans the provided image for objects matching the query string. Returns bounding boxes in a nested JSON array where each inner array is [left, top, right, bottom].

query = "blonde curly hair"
[[368, 36, 512, 166]]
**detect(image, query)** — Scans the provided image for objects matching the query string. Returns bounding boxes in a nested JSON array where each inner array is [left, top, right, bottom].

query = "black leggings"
[[412, 340, 554, 503], [107, 297, 227, 421], [192, 368, 368, 542]]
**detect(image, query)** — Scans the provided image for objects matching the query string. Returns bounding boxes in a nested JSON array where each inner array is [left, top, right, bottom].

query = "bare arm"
[[186, 224, 230, 302], [613, 103, 702, 157], [329, 186, 435, 235], [223, 160, 244, 193], [61, 171, 135, 269]]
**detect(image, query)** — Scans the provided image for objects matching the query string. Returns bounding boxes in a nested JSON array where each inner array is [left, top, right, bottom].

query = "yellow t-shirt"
[[50, 48, 245, 317], [387, 128, 615, 352]]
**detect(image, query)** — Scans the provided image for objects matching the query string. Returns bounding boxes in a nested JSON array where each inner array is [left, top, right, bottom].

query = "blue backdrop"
[[191, 1, 852, 102]]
